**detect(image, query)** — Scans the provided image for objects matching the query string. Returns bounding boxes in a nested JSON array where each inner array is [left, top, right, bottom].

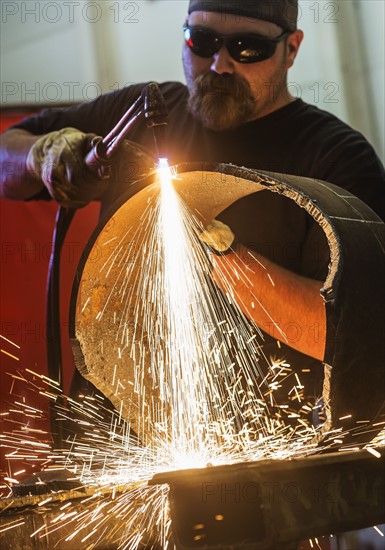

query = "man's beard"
[[186, 72, 258, 131]]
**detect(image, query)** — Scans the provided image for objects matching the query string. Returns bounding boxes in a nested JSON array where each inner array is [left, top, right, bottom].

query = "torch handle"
[[84, 83, 169, 178], [84, 136, 111, 179]]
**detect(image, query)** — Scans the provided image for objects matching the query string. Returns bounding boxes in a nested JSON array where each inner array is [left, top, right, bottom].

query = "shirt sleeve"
[[311, 119, 385, 221], [11, 84, 145, 138]]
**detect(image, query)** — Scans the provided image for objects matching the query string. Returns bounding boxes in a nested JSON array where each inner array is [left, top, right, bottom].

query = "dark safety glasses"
[[183, 25, 291, 64]]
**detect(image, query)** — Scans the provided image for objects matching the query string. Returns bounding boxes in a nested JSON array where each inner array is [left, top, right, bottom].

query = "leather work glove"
[[26, 128, 109, 208], [200, 219, 236, 255]]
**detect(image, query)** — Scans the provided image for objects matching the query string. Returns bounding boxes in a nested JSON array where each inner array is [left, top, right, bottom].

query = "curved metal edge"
[[69, 162, 385, 444], [216, 165, 385, 441]]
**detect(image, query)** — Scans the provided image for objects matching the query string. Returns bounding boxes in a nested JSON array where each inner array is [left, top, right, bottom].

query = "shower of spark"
[[0, 155, 330, 548], [1, 162, 383, 548], [150, 159, 312, 467]]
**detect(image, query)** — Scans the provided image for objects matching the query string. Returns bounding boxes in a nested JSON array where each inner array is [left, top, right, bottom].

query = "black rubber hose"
[[46, 206, 76, 449]]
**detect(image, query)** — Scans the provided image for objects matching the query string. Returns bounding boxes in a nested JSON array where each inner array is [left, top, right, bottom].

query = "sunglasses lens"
[[184, 26, 284, 63], [228, 36, 276, 63], [184, 27, 221, 58]]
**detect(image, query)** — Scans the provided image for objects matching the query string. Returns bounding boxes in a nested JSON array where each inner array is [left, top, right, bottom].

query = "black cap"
[[188, 0, 298, 32]]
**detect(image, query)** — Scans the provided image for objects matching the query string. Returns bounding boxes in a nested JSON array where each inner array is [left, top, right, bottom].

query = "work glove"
[[26, 128, 109, 208], [200, 219, 236, 255]]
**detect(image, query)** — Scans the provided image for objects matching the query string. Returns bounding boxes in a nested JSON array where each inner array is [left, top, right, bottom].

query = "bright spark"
[[0, 335, 20, 348], [366, 447, 381, 459]]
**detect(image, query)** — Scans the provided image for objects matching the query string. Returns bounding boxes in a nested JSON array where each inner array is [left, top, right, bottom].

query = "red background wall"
[[0, 113, 99, 488]]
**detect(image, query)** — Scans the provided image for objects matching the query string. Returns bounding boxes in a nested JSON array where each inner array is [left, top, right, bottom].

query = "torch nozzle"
[[152, 126, 168, 160]]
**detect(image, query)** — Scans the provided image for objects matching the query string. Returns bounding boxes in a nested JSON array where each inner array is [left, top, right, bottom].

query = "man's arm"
[[212, 244, 326, 361], [0, 129, 43, 199], [0, 127, 110, 208]]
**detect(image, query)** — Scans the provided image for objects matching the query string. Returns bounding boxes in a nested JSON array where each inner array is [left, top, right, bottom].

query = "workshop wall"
[[0, 0, 188, 104]]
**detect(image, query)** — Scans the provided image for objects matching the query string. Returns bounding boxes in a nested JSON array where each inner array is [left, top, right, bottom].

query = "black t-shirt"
[[13, 81, 385, 400]]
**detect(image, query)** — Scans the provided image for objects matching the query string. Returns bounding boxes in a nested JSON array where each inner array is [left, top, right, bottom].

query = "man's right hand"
[[26, 128, 109, 208]]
